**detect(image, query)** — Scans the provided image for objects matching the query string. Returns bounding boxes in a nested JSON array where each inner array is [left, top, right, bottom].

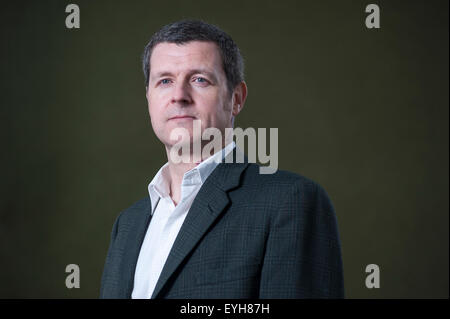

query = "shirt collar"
[[147, 141, 236, 215]]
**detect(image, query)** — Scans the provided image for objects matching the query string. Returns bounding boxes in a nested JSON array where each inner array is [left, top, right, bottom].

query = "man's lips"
[[168, 115, 196, 120]]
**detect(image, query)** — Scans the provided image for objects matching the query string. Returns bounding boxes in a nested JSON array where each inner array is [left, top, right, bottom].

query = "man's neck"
[[166, 160, 197, 206], [164, 139, 231, 206]]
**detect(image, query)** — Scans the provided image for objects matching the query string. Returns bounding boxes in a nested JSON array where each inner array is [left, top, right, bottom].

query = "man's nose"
[[171, 81, 192, 105]]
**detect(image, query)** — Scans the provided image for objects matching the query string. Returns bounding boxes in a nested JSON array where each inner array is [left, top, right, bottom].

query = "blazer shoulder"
[[239, 163, 335, 207], [243, 163, 320, 190], [117, 197, 151, 224]]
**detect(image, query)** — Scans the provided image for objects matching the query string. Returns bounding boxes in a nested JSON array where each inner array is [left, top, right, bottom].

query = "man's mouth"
[[169, 115, 196, 121]]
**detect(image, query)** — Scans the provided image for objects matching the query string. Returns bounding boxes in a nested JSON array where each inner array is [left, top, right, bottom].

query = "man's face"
[[146, 41, 234, 151]]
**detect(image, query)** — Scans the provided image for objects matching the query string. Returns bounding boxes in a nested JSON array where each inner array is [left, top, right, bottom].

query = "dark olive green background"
[[1, 0, 448, 298]]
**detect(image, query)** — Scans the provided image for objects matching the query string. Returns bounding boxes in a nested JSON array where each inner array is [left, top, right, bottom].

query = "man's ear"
[[232, 81, 247, 116]]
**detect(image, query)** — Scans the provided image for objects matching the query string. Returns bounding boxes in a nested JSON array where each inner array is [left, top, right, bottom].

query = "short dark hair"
[[142, 19, 244, 95]]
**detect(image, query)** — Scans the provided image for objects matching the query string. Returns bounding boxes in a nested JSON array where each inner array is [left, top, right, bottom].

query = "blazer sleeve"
[[258, 179, 345, 298], [99, 212, 122, 298]]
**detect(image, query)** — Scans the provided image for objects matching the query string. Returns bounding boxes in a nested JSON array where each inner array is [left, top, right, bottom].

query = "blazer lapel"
[[121, 198, 153, 298], [151, 147, 250, 298]]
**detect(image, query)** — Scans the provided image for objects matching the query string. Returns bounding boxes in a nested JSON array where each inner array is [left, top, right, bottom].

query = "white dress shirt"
[[131, 141, 236, 299]]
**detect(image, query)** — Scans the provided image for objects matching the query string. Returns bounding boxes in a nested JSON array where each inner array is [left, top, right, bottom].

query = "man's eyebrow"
[[151, 71, 173, 80], [188, 69, 217, 79]]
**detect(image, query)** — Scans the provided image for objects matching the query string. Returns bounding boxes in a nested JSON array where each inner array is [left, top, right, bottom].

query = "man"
[[100, 20, 344, 298]]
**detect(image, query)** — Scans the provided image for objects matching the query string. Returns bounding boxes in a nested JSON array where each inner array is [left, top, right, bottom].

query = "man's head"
[[142, 20, 247, 152]]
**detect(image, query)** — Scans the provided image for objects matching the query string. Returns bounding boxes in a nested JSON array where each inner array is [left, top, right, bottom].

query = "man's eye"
[[159, 79, 172, 85], [194, 77, 208, 83]]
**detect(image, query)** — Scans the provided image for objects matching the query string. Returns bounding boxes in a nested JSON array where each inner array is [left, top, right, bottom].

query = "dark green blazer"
[[100, 149, 344, 298]]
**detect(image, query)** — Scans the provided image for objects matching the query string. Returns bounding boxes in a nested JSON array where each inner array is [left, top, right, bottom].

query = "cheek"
[[147, 94, 161, 115], [147, 105, 163, 130], [201, 91, 226, 112], [148, 92, 170, 115]]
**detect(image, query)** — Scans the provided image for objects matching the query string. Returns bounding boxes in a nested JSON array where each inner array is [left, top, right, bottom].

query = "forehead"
[[149, 41, 223, 75]]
